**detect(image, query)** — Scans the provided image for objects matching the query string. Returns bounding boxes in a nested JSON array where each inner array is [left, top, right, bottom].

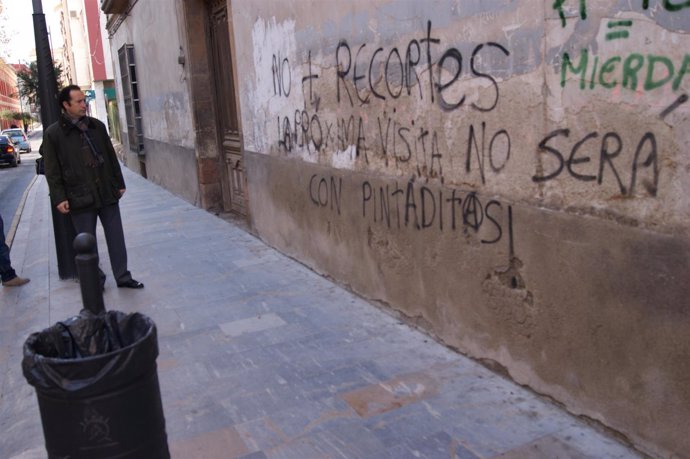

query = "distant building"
[[10, 63, 30, 74], [0, 59, 21, 130], [8, 63, 32, 131], [53, 0, 116, 133]]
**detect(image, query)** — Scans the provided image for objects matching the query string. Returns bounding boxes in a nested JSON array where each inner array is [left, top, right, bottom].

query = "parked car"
[[1, 128, 31, 153], [0, 135, 20, 167]]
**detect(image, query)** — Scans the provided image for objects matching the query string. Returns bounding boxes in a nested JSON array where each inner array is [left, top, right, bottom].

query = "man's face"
[[63, 90, 86, 118]]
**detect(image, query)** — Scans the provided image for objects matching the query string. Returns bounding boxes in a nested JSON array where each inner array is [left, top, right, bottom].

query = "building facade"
[[9, 63, 31, 131], [103, 1, 690, 457], [0, 58, 20, 130], [55, 0, 116, 132]]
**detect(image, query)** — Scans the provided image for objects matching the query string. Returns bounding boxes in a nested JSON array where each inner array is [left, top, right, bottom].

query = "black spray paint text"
[[360, 179, 510, 246], [308, 173, 513, 245], [532, 130, 658, 196], [335, 21, 510, 112], [280, 110, 512, 184]]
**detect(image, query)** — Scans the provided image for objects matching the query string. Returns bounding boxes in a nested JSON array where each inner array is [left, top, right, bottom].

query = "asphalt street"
[[0, 127, 42, 247]]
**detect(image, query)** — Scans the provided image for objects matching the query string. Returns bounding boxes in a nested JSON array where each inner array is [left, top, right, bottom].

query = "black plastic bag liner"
[[21, 310, 169, 458], [22, 310, 158, 397]]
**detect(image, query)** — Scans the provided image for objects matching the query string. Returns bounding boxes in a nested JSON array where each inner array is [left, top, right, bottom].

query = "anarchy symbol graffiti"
[[462, 192, 484, 231]]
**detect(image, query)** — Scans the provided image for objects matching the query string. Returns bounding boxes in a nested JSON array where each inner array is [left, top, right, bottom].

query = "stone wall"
[[107, 0, 200, 203], [232, 1, 690, 457]]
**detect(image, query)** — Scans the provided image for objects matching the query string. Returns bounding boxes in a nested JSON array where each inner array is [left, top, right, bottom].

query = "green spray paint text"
[[561, 49, 690, 91]]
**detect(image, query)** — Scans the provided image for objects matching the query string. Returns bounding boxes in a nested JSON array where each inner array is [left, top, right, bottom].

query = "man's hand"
[[56, 200, 70, 214], [119, 189, 126, 197]]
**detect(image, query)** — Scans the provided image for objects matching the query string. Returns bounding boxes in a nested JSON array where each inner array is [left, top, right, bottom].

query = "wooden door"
[[207, 0, 246, 216]]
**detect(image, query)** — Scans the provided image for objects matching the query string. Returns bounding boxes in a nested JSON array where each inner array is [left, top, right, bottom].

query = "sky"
[[1, 0, 62, 63]]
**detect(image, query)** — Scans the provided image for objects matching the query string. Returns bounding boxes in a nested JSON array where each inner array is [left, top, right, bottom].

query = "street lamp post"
[[32, 0, 60, 127], [32, 0, 77, 280]]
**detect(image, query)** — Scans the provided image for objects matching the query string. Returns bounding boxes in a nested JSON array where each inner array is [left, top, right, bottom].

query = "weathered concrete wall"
[[233, 1, 690, 457], [142, 138, 198, 204], [108, 0, 199, 203]]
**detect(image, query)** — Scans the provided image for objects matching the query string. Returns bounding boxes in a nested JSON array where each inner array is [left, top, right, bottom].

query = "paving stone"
[[219, 313, 288, 337], [235, 398, 355, 451], [387, 431, 481, 459], [168, 427, 250, 459]]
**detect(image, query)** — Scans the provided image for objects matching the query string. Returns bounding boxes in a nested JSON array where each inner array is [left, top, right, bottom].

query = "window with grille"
[[117, 44, 144, 154]]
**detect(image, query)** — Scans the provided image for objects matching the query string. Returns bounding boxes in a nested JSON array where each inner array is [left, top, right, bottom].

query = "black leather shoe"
[[117, 279, 144, 289]]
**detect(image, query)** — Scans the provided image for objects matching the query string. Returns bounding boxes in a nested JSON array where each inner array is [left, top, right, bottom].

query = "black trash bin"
[[22, 310, 170, 459]]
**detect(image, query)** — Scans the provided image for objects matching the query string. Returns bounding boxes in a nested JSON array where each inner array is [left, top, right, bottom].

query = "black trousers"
[[0, 214, 17, 282], [70, 203, 132, 284]]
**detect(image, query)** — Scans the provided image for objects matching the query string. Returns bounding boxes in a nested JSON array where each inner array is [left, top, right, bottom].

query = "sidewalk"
[[0, 168, 644, 459]]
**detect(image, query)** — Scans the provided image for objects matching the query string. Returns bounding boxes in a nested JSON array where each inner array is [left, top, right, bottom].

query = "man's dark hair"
[[58, 85, 82, 109]]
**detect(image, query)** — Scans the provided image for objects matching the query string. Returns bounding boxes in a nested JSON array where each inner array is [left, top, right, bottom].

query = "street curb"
[[7, 174, 38, 249]]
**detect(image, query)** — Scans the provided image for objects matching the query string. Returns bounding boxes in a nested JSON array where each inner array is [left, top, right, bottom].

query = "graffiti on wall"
[[274, 21, 510, 158], [561, 50, 690, 93], [271, 19, 523, 201], [277, 107, 515, 185], [553, 0, 690, 29], [554, 0, 690, 119], [332, 26, 509, 113], [532, 130, 659, 196], [308, 173, 516, 256], [256, 5, 689, 255], [266, 11, 681, 200]]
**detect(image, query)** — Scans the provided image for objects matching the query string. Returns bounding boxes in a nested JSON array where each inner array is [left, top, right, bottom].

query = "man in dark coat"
[[43, 85, 143, 289]]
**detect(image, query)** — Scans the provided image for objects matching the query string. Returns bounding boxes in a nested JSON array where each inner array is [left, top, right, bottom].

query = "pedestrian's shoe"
[[3, 276, 30, 287], [117, 279, 144, 289]]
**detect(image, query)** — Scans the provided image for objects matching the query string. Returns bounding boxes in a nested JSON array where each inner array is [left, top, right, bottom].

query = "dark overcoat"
[[43, 115, 125, 213]]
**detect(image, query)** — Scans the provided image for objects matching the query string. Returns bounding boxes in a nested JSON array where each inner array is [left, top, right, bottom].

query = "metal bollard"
[[73, 233, 105, 315]]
